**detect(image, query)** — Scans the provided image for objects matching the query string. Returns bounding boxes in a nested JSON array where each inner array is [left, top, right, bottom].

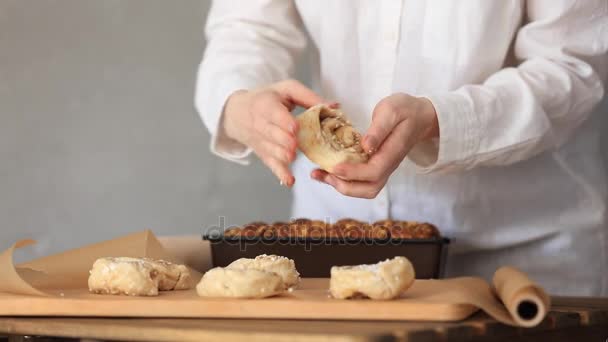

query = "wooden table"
[[0, 297, 606, 342]]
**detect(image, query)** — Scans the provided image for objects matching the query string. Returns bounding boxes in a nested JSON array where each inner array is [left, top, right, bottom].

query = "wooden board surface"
[[0, 278, 478, 322], [1, 307, 607, 342]]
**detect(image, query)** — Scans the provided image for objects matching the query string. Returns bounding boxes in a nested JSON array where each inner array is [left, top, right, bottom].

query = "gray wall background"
[[0, 0, 297, 261], [1, 0, 606, 261]]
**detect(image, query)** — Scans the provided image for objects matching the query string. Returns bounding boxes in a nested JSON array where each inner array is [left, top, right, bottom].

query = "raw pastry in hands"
[[227, 254, 300, 289], [329, 256, 415, 300], [88, 257, 192, 296], [296, 104, 368, 172], [196, 267, 284, 299]]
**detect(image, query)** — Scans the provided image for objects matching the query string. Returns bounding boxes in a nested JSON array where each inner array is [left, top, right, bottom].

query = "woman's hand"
[[223, 80, 324, 187], [311, 93, 439, 198]]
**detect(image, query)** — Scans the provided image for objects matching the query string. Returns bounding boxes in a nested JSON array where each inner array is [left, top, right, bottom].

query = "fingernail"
[[327, 102, 340, 109], [364, 135, 377, 153], [290, 122, 298, 134], [310, 171, 325, 184], [282, 177, 294, 188]]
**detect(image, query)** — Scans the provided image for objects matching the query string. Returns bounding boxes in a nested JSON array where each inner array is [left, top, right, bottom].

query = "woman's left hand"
[[311, 93, 439, 198]]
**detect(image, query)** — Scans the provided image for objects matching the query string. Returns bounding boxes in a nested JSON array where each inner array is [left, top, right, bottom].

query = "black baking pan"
[[202, 234, 450, 279]]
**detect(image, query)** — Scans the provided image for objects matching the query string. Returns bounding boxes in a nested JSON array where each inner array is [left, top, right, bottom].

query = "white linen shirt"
[[196, 0, 608, 295]]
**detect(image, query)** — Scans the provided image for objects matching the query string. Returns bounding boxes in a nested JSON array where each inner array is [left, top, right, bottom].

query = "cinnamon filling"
[[319, 108, 364, 153]]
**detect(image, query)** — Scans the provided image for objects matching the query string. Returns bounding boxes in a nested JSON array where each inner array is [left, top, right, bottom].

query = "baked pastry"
[[222, 218, 440, 240], [297, 104, 368, 172], [196, 267, 284, 299], [88, 257, 192, 296], [329, 256, 415, 300], [227, 254, 300, 289]]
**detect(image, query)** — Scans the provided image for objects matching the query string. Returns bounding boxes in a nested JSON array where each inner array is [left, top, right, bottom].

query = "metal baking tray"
[[202, 234, 450, 279]]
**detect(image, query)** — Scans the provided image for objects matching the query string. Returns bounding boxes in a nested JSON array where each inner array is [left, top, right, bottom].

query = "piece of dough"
[[297, 104, 368, 172], [88, 257, 192, 296], [152, 259, 192, 291], [227, 254, 300, 289], [88, 257, 159, 296], [329, 256, 415, 300], [196, 267, 284, 299]]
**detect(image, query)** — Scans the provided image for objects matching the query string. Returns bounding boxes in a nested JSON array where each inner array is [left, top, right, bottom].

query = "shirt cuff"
[[408, 92, 480, 173], [199, 75, 260, 165], [210, 108, 252, 165]]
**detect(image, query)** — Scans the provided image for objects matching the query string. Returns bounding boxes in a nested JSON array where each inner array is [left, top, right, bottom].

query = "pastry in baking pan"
[[329, 256, 415, 300], [296, 104, 368, 172], [227, 254, 300, 289], [196, 267, 284, 299], [88, 257, 192, 296], [223, 219, 440, 240]]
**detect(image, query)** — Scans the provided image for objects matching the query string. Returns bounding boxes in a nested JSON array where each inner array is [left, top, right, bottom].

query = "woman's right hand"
[[222, 79, 325, 187]]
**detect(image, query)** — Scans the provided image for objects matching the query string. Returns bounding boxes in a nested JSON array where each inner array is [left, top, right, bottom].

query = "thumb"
[[274, 79, 325, 109], [363, 100, 400, 153]]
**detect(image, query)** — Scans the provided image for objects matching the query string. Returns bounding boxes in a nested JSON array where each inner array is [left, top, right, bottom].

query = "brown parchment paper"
[[405, 270, 551, 327], [0, 230, 202, 296], [0, 232, 549, 327]]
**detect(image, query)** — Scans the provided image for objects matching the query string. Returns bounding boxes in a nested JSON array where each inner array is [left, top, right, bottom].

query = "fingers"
[[333, 121, 414, 182], [265, 108, 298, 135], [274, 79, 325, 109], [251, 94, 298, 134], [246, 79, 333, 188], [311, 169, 383, 199], [310, 169, 326, 181], [260, 155, 295, 187], [252, 107, 297, 161], [362, 97, 402, 153], [255, 139, 295, 164], [332, 159, 384, 183], [252, 136, 296, 186], [372, 120, 417, 168], [263, 123, 297, 153]]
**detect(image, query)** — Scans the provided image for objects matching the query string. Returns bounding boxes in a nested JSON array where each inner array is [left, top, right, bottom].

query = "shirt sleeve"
[[194, 0, 307, 165], [408, 0, 608, 173]]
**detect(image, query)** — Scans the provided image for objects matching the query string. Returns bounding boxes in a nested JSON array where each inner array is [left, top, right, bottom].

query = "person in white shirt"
[[195, 1, 608, 296]]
